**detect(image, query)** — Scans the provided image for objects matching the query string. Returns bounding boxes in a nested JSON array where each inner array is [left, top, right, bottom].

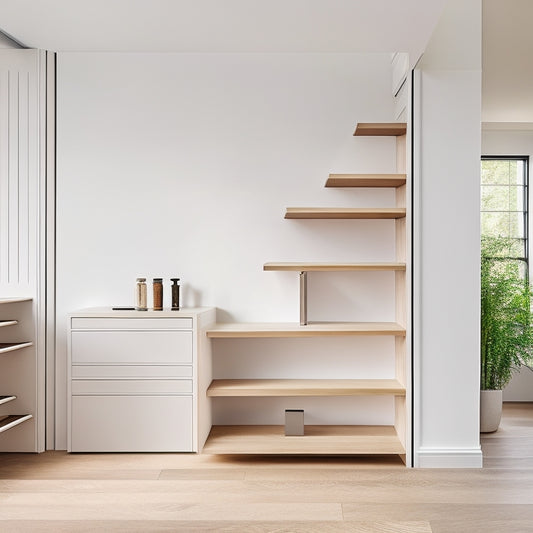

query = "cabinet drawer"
[[71, 379, 192, 395], [71, 317, 193, 330], [70, 395, 193, 452], [72, 365, 193, 379], [71, 330, 192, 364]]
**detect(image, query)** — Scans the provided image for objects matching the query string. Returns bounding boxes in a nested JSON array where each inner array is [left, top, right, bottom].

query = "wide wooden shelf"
[[0, 342, 33, 355], [264, 262, 406, 272], [326, 173, 406, 188], [0, 396, 16, 406], [207, 378, 406, 397], [0, 297, 32, 305], [0, 414, 32, 434], [202, 425, 406, 455], [285, 207, 406, 219], [0, 320, 18, 328], [353, 122, 407, 136], [206, 322, 406, 338]]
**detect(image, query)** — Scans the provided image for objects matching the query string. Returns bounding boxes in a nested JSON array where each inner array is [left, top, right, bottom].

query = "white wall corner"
[[416, 446, 483, 468]]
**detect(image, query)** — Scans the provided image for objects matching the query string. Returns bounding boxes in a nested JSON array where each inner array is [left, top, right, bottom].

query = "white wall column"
[[413, 0, 483, 467]]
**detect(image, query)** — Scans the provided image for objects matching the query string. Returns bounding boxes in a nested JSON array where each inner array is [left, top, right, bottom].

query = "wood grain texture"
[[202, 425, 405, 455], [353, 123, 407, 136], [206, 322, 406, 338], [285, 208, 406, 219], [0, 404, 531, 532], [207, 379, 406, 397], [325, 174, 407, 188], [263, 262, 406, 272]]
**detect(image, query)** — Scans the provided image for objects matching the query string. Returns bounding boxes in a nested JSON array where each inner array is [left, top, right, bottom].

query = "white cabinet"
[[68, 307, 215, 452]]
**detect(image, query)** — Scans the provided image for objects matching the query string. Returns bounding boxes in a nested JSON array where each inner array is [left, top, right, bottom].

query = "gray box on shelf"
[[285, 409, 304, 436]]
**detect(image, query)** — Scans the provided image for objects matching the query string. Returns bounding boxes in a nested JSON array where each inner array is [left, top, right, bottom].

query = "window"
[[481, 157, 529, 263]]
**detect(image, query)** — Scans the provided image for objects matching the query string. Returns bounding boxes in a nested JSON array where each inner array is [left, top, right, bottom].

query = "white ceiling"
[[0, 0, 446, 57], [482, 0, 533, 124]]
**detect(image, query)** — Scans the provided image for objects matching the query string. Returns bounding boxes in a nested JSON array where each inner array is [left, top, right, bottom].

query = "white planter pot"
[[480, 389, 503, 433]]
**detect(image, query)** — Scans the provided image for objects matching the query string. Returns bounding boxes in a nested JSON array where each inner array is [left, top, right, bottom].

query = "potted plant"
[[480, 236, 533, 432]]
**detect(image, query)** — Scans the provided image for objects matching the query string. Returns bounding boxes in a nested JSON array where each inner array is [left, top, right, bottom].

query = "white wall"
[[56, 52, 399, 448], [482, 128, 533, 401], [414, 0, 483, 467]]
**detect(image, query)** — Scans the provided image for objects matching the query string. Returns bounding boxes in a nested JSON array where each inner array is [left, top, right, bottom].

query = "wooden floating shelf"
[[207, 378, 406, 397], [285, 207, 406, 219], [264, 262, 406, 272], [0, 395, 16, 406], [326, 173, 406, 188], [202, 425, 406, 455], [353, 122, 407, 136], [0, 342, 33, 355], [0, 320, 18, 328], [206, 322, 406, 338], [0, 414, 32, 434], [0, 297, 32, 305]]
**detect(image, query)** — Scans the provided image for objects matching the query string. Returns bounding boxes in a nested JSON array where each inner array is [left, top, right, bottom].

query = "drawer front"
[[71, 330, 192, 364], [71, 317, 193, 330], [71, 379, 193, 395], [72, 365, 193, 379], [70, 395, 193, 452]]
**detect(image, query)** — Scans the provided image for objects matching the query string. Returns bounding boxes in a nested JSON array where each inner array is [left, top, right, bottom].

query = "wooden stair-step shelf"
[[0, 396, 16, 406], [285, 207, 406, 219], [326, 173, 406, 188], [202, 425, 406, 455], [207, 378, 406, 397], [0, 414, 32, 434], [264, 262, 405, 272], [206, 322, 406, 338], [353, 122, 407, 136], [0, 342, 33, 355]]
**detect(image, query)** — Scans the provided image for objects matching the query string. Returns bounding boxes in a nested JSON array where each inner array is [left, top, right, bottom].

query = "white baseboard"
[[416, 446, 483, 468]]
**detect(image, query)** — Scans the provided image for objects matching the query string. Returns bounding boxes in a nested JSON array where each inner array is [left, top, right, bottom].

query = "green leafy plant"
[[481, 236, 533, 390]]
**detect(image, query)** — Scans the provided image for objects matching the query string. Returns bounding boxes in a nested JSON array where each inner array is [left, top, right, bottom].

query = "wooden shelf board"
[[207, 378, 406, 397], [206, 322, 406, 338], [285, 207, 406, 219], [326, 174, 406, 188], [0, 297, 32, 305], [353, 123, 407, 136], [202, 425, 406, 455], [0, 342, 33, 355], [0, 396, 16, 406], [264, 262, 406, 272], [0, 414, 32, 434], [0, 320, 18, 328]]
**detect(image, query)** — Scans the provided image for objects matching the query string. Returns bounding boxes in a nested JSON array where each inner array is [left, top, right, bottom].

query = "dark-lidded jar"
[[171, 278, 180, 311], [153, 278, 163, 310]]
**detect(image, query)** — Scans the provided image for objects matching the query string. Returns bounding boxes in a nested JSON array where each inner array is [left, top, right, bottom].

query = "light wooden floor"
[[1, 403, 532, 532]]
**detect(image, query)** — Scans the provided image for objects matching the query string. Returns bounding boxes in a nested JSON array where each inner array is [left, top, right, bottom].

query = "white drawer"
[[70, 395, 193, 452], [71, 379, 192, 395], [72, 365, 193, 379], [71, 330, 192, 364], [71, 317, 193, 330]]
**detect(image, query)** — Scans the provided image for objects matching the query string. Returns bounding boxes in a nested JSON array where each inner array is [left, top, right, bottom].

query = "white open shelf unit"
[[0, 298, 36, 449]]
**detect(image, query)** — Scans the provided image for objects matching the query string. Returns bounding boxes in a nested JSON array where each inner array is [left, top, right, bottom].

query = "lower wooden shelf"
[[0, 414, 32, 434], [207, 379, 406, 397], [0, 342, 33, 355], [202, 425, 405, 455]]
